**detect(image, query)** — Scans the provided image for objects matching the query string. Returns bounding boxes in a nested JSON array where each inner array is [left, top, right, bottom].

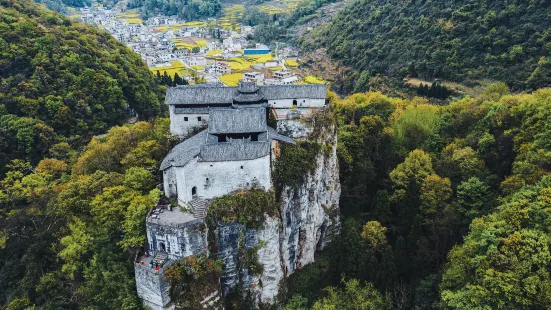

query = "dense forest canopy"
[[309, 0, 551, 92], [0, 120, 176, 309], [0, 0, 163, 174], [279, 84, 551, 309]]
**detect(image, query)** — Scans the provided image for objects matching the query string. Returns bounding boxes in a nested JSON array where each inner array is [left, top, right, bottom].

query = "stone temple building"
[[166, 81, 327, 137], [134, 81, 327, 310]]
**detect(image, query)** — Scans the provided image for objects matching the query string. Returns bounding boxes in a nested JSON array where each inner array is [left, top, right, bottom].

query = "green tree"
[[440, 179, 551, 309], [329, 219, 366, 281], [312, 278, 390, 310], [354, 70, 370, 93], [456, 177, 492, 221], [361, 221, 387, 251]]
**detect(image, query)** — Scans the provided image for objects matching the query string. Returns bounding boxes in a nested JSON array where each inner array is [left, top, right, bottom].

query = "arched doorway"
[[158, 242, 166, 252], [192, 186, 197, 197], [292, 99, 297, 106]]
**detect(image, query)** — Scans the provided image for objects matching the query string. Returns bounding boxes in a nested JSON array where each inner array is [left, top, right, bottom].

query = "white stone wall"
[[175, 155, 272, 203], [168, 106, 208, 137], [146, 220, 206, 260], [268, 98, 325, 109], [134, 264, 173, 310], [163, 167, 177, 197]]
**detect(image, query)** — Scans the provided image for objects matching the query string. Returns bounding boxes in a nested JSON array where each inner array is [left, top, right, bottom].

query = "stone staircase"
[[190, 197, 209, 218]]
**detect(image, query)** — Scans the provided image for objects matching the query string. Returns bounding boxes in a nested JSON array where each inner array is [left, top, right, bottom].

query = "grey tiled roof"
[[199, 141, 270, 162], [165, 83, 326, 106], [161, 107, 297, 168], [259, 84, 326, 99], [267, 127, 295, 144], [166, 85, 235, 105], [209, 108, 266, 134], [160, 130, 207, 170], [233, 92, 264, 103]]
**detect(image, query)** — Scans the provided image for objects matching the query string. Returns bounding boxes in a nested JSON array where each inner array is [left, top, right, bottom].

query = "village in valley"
[[73, 3, 324, 87]]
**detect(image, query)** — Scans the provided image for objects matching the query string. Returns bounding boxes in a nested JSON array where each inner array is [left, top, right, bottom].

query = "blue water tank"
[[244, 49, 271, 56]]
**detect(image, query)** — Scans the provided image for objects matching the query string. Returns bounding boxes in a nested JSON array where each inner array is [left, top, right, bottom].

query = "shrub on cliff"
[[273, 140, 321, 191], [164, 256, 223, 309], [208, 188, 278, 229]]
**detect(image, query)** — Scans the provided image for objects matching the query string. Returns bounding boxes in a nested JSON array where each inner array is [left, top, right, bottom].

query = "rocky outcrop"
[[213, 120, 340, 305], [279, 128, 340, 275]]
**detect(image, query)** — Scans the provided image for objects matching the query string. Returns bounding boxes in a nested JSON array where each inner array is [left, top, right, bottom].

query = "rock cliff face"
[[213, 121, 341, 305]]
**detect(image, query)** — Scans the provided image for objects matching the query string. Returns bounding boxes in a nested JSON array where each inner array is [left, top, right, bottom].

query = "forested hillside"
[[282, 84, 551, 309], [310, 0, 551, 92], [33, 0, 90, 14], [0, 0, 163, 174], [128, 0, 221, 21], [0, 120, 175, 309]]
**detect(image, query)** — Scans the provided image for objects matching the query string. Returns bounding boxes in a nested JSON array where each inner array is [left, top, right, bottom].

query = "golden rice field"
[[171, 38, 207, 50], [206, 49, 222, 57], [118, 12, 140, 18], [258, 4, 289, 15], [194, 39, 207, 47], [268, 66, 284, 71], [117, 13, 143, 24], [183, 21, 208, 27], [224, 4, 244, 17], [285, 59, 299, 67], [153, 21, 207, 32], [220, 73, 243, 86], [191, 65, 206, 70], [302, 76, 326, 84], [223, 54, 276, 72], [176, 43, 196, 50], [150, 61, 193, 78], [211, 5, 244, 31], [225, 60, 252, 71], [276, 0, 301, 10], [245, 54, 274, 63]]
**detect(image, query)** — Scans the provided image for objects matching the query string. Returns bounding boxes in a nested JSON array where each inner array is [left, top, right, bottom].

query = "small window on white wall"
[[184, 117, 189, 121], [198, 116, 202, 121]]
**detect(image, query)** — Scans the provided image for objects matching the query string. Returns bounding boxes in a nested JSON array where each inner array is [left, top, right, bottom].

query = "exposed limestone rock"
[[214, 121, 340, 305]]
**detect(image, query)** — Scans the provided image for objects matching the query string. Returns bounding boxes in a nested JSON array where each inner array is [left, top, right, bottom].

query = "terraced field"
[[215, 5, 244, 31], [150, 61, 193, 78], [216, 54, 275, 72], [117, 12, 142, 24], [172, 37, 208, 50], [153, 21, 208, 31], [301, 75, 326, 84], [258, 4, 289, 14], [285, 59, 299, 67], [220, 73, 243, 86]]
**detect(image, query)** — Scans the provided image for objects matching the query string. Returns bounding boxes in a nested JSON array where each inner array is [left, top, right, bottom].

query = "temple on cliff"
[[134, 81, 329, 310]]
